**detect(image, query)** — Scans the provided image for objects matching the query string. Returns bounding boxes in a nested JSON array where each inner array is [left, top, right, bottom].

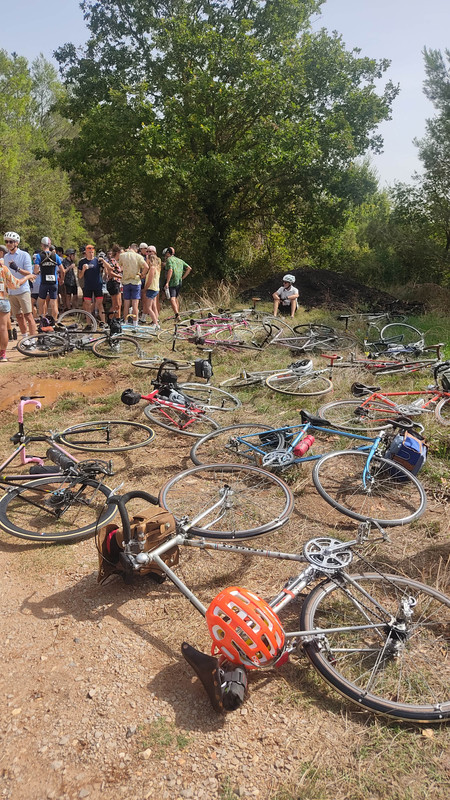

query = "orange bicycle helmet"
[[205, 586, 285, 670]]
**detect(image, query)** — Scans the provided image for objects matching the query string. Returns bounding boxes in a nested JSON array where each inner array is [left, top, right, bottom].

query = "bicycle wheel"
[[92, 334, 142, 359], [220, 374, 264, 389], [380, 323, 424, 347], [435, 397, 450, 425], [214, 322, 271, 346], [159, 464, 294, 539], [17, 334, 67, 357], [57, 309, 98, 332], [190, 423, 285, 466], [317, 399, 400, 433], [300, 573, 450, 722], [312, 450, 426, 526], [266, 371, 332, 397], [57, 420, 155, 452], [177, 384, 241, 412], [293, 324, 336, 336], [132, 358, 192, 371], [143, 403, 219, 438], [0, 476, 116, 542]]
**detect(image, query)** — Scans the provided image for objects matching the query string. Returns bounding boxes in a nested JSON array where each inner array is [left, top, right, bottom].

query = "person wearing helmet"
[[35, 237, 64, 319], [272, 274, 299, 318], [0, 244, 36, 360], [3, 231, 37, 337]]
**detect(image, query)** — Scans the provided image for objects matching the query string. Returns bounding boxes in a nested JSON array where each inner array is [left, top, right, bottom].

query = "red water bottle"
[[293, 434, 315, 457]]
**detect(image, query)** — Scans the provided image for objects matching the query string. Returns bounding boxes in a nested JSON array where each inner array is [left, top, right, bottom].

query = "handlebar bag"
[[384, 431, 428, 480]]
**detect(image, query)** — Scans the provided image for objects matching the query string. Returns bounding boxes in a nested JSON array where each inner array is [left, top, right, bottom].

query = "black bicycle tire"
[[143, 403, 219, 438], [300, 573, 450, 722], [159, 463, 294, 539], [312, 450, 426, 526], [91, 334, 142, 359], [292, 323, 336, 336], [57, 309, 98, 332], [190, 423, 285, 466], [0, 476, 115, 542], [131, 358, 192, 371], [17, 334, 68, 357], [317, 399, 399, 433], [435, 397, 450, 426], [57, 420, 156, 452], [380, 323, 424, 347], [265, 372, 333, 397], [177, 384, 241, 412]]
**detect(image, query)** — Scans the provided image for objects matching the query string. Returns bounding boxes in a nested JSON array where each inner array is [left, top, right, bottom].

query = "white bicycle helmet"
[[4, 231, 20, 243], [41, 236, 51, 246], [283, 274, 295, 284]]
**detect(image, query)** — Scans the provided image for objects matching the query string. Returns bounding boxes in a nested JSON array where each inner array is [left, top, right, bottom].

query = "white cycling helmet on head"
[[41, 236, 51, 246], [283, 274, 295, 284], [4, 231, 20, 243]]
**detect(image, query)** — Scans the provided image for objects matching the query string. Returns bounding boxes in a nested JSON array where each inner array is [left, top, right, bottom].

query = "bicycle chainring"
[[262, 450, 295, 468], [303, 537, 353, 571]]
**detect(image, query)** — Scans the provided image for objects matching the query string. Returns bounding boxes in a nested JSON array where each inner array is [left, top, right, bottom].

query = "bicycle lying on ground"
[[269, 323, 358, 354], [189, 411, 427, 527], [220, 358, 336, 397], [96, 480, 450, 722], [0, 396, 159, 541], [121, 363, 241, 437]]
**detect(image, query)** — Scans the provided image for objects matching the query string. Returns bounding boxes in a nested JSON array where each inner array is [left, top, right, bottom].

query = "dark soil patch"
[[243, 267, 424, 312]]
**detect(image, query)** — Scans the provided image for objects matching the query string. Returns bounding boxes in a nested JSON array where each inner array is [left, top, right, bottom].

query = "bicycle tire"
[[0, 475, 115, 542], [312, 450, 426, 526], [17, 334, 67, 357], [57, 420, 156, 452], [214, 322, 270, 346], [143, 403, 219, 438], [292, 323, 336, 336], [57, 309, 98, 332], [435, 396, 450, 426], [132, 358, 192, 371], [317, 399, 401, 433], [219, 374, 264, 389], [266, 372, 332, 397], [300, 573, 450, 722], [159, 463, 294, 539], [380, 323, 424, 347], [190, 423, 285, 466], [91, 334, 142, 359], [177, 384, 241, 412]]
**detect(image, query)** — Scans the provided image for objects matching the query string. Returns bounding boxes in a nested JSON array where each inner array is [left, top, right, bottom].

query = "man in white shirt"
[[272, 274, 299, 318], [3, 231, 36, 335]]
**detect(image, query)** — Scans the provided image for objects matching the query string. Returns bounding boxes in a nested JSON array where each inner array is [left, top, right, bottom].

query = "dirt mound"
[[243, 267, 403, 311]]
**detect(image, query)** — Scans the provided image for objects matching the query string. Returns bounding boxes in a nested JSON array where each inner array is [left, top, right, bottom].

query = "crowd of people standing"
[[0, 232, 193, 361]]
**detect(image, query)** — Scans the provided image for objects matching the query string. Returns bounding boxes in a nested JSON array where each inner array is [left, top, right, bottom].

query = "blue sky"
[[2, 0, 450, 186]]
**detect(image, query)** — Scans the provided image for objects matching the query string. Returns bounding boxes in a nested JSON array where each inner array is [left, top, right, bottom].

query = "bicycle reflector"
[[205, 586, 286, 670]]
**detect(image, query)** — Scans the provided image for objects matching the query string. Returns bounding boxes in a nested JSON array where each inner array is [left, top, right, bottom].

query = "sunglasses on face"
[[5, 240, 16, 244]]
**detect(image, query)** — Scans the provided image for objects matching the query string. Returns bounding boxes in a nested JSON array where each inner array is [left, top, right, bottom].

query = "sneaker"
[[0, 350, 7, 362]]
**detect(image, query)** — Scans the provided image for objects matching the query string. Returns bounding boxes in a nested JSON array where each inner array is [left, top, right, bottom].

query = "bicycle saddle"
[[351, 383, 381, 397], [181, 643, 224, 713], [300, 410, 332, 428]]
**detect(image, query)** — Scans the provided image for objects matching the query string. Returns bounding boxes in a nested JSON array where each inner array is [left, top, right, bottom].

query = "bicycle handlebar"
[[106, 491, 159, 543]]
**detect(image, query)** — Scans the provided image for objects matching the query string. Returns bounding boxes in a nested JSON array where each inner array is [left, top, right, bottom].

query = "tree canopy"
[[54, 0, 397, 277]]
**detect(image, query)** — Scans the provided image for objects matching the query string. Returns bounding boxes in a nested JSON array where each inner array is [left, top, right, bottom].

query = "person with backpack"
[[35, 237, 63, 319]]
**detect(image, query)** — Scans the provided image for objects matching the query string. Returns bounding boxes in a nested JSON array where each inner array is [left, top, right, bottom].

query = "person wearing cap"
[[61, 249, 79, 310], [272, 274, 299, 318], [2, 231, 37, 336], [35, 237, 64, 319]]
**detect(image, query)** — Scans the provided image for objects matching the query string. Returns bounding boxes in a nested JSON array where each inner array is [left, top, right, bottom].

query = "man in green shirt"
[[162, 247, 192, 319]]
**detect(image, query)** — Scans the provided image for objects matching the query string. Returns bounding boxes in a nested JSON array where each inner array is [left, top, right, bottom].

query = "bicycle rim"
[[57, 420, 155, 452], [300, 573, 450, 722], [190, 424, 285, 466], [92, 335, 142, 359], [312, 450, 426, 526], [143, 404, 219, 437], [177, 384, 241, 412], [0, 476, 115, 542], [266, 372, 332, 397], [57, 309, 98, 332], [17, 334, 67, 357], [317, 399, 396, 432], [435, 397, 450, 426], [159, 464, 294, 539], [380, 323, 424, 347]]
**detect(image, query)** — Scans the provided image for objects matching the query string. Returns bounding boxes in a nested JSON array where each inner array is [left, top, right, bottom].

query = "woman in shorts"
[[142, 246, 161, 329]]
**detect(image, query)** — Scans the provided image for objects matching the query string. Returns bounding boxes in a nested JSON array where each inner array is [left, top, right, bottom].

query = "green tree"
[[0, 49, 86, 250], [54, 0, 397, 277]]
